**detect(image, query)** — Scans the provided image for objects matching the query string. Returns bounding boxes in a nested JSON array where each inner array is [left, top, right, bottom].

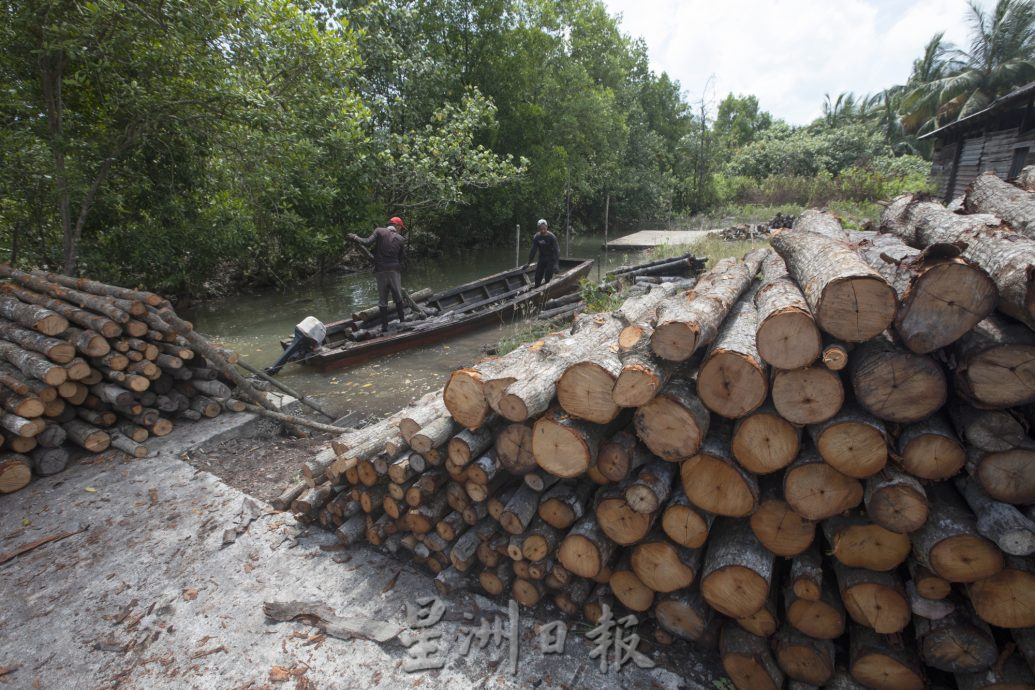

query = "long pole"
[[515, 224, 521, 267], [236, 359, 336, 420], [601, 192, 610, 283]]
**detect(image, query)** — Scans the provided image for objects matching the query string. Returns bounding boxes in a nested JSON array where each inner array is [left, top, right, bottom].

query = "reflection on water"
[[183, 235, 648, 419]]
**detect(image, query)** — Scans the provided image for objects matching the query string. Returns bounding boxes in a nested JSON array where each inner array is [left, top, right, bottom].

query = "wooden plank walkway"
[[604, 229, 715, 249]]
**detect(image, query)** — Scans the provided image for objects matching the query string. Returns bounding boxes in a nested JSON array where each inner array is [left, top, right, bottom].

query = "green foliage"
[[579, 278, 624, 313]]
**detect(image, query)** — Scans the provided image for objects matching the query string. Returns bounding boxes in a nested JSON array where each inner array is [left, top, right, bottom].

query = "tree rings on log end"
[[732, 409, 800, 474], [633, 382, 709, 461], [757, 309, 822, 370], [698, 351, 768, 419], [817, 276, 897, 342], [968, 567, 1035, 628], [681, 452, 757, 517], [899, 431, 965, 481], [531, 412, 594, 478], [443, 368, 490, 430], [609, 569, 654, 612], [930, 535, 1004, 583], [784, 462, 863, 521], [631, 541, 697, 593], [972, 446, 1035, 504], [772, 367, 844, 425], [852, 350, 947, 424], [814, 420, 887, 478], [850, 651, 924, 690], [662, 501, 712, 549], [556, 362, 621, 425], [958, 344, 1035, 409], [650, 320, 699, 362], [702, 566, 770, 618], [897, 261, 997, 354], [596, 497, 653, 546], [749, 499, 816, 557], [842, 583, 911, 634], [0, 454, 31, 493], [830, 523, 912, 572]]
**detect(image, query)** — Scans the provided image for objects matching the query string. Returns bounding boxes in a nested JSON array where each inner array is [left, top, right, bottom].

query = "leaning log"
[[697, 285, 769, 419], [964, 170, 1035, 238]]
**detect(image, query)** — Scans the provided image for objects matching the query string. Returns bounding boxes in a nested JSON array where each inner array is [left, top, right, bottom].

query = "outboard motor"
[[265, 316, 326, 376]]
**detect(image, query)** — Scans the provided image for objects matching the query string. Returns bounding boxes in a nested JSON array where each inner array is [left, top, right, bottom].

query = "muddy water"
[[183, 235, 648, 420]]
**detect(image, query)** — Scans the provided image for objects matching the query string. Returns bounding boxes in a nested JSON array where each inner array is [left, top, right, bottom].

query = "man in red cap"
[[348, 216, 408, 333]]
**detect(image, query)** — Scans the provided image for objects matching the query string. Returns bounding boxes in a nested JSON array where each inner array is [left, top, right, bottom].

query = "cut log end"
[[757, 311, 822, 370], [817, 276, 897, 343]]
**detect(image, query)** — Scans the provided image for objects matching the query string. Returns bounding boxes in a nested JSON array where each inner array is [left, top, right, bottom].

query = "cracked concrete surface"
[[0, 411, 723, 689]]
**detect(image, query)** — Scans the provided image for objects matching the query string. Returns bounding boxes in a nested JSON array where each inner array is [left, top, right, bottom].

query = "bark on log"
[[897, 415, 967, 480], [61, 419, 109, 452], [29, 446, 68, 475], [771, 365, 844, 425], [633, 375, 711, 461], [680, 422, 759, 517], [957, 475, 1035, 556], [700, 517, 775, 618], [1, 284, 121, 337], [731, 404, 801, 475], [954, 315, 1035, 409], [0, 340, 67, 386], [499, 484, 541, 536], [911, 482, 1004, 583], [750, 472, 816, 557], [965, 170, 1035, 238], [651, 250, 768, 362], [783, 442, 863, 521], [770, 219, 896, 342], [654, 586, 714, 642], [859, 234, 996, 353], [0, 295, 68, 336], [612, 323, 679, 408], [0, 319, 74, 364], [808, 403, 888, 479], [850, 333, 947, 424], [754, 252, 822, 369], [448, 425, 495, 468], [625, 460, 676, 514]]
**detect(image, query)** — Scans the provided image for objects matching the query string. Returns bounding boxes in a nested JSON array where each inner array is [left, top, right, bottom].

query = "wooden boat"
[[283, 257, 594, 371]]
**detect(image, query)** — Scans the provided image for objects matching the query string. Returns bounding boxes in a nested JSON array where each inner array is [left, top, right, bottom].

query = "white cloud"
[[602, 0, 992, 124]]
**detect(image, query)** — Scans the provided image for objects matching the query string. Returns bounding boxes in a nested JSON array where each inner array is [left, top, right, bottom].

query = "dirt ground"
[[182, 432, 337, 503]]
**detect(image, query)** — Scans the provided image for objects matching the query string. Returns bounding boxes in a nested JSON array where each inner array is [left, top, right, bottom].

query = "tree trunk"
[[968, 554, 1035, 628], [651, 250, 768, 362], [1, 284, 121, 338], [822, 337, 850, 371], [957, 475, 1035, 556], [532, 407, 622, 478], [609, 554, 655, 612], [495, 422, 536, 475], [754, 252, 821, 369], [479, 561, 514, 596], [731, 403, 801, 475], [625, 460, 676, 514], [499, 484, 541, 535], [949, 402, 1027, 453], [697, 285, 768, 419], [0, 296, 68, 336], [965, 170, 1035, 238], [654, 586, 714, 642], [864, 467, 929, 534], [593, 429, 650, 482], [0, 341, 67, 386], [680, 422, 759, 517], [911, 481, 1003, 583], [785, 569, 847, 640], [834, 561, 911, 634], [447, 425, 495, 468], [968, 439, 1035, 504], [858, 234, 996, 353], [773, 624, 836, 686], [897, 414, 967, 480], [556, 352, 623, 425], [771, 365, 844, 425], [612, 323, 679, 407], [633, 375, 710, 461], [720, 620, 784, 690], [409, 415, 457, 454], [850, 333, 947, 424], [631, 528, 703, 593], [700, 517, 775, 618], [783, 443, 863, 520], [750, 472, 816, 557], [594, 481, 656, 546], [953, 314, 1035, 409], [770, 218, 896, 342], [538, 480, 594, 530], [557, 514, 617, 579], [848, 624, 925, 690], [661, 489, 715, 549], [0, 265, 130, 324], [808, 403, 888, 478]]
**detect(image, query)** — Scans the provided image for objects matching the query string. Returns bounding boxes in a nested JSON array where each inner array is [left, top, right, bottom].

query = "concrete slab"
[[605, 230, 716, 250], [0, 413, 725, 689]]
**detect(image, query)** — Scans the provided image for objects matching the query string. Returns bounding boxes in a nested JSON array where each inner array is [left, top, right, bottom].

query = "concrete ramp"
[[605, 229, 715, 249]]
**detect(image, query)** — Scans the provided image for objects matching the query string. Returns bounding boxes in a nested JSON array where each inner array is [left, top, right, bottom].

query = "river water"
[[183, 235, 652, 420]]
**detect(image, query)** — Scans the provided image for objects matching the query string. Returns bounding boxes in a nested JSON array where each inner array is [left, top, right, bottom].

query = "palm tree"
[[902, 0, 1035, 133]]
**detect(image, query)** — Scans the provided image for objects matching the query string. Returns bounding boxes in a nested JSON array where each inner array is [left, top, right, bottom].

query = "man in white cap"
[[525, 218, 560, 287]]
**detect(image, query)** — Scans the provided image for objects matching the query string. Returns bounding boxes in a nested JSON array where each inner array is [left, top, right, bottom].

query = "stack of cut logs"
[[287, 170, 1035, 690], [0, 267, 244, 495]]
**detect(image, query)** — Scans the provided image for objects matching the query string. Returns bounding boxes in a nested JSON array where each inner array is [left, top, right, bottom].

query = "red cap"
[[389, 216, 405, 228]]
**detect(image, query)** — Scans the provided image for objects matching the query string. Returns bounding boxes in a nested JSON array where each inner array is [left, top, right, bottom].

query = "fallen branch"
[[240, 403, 351, 434], [0, 525, 88, 566], [263, 600, 400, 642]]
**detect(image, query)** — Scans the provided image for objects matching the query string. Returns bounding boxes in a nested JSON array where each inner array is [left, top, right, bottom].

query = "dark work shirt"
[[357, 226, 406, 272], [528, 230, 560, 267]]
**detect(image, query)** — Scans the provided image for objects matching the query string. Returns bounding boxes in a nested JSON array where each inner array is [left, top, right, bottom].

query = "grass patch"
[[496, 319, 566, 356]]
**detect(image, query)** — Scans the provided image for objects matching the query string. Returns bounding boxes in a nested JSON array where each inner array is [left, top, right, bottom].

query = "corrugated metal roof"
[[918, 80, 1035, 140]]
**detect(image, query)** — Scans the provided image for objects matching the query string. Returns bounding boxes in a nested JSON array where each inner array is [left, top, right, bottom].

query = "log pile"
[[286, 177, 1035, 689], [0, 267, 247, 495]]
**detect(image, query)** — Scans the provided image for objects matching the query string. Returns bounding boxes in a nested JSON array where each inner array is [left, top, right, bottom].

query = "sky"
[[600, 0, 994, 125]]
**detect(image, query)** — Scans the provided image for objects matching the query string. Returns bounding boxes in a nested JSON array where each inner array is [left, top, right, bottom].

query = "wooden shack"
[[923, 80, 1035, 201]]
